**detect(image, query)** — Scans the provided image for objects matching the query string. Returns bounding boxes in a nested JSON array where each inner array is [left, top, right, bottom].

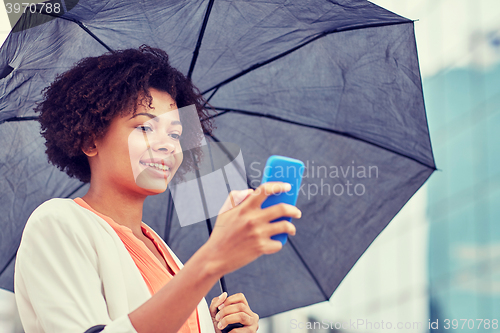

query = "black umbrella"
[[0, 0, 436, 319]]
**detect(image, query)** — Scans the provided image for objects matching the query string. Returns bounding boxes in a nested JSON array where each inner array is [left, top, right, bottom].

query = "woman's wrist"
[[193, 241, 227, 280]]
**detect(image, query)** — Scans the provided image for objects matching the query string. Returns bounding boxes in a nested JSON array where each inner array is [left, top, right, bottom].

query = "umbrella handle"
[[217, 276, 244, 332]]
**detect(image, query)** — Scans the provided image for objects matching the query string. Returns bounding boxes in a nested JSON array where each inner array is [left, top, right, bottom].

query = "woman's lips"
[[140, 161, 171, 179], [140, 161, 171, 171]]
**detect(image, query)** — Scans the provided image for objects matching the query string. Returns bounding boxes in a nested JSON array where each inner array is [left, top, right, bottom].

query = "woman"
[[13, 45, 301, 333]]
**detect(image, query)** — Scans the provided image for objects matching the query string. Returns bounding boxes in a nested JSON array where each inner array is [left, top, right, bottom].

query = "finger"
[[210, 292, 227, 317], [262, 220, 297, 238], [240, 188, 254, 201], [210, 292, 227, 318], [259, 203, 301, 222], [218, 189, 254, 215], [229, 189, 253, 207], [248, 182, 292, 207], [217, 312, 253, 330], [219, 293, 249, 309], [215, 302, 254, 321], [216, 303, 253, 321], [260, 238, 284, 255], [232, 314, 259, 333]]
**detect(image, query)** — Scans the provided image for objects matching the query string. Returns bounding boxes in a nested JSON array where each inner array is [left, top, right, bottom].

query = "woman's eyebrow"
[[129, 113, 182, 126], [130, 112, 159, 122]]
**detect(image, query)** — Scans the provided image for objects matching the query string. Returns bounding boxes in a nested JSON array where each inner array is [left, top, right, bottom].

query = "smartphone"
[[260, 155, 304, 245]]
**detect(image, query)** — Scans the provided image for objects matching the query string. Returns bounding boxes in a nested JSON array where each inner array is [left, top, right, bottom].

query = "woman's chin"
[[135, 171, 170, 193]]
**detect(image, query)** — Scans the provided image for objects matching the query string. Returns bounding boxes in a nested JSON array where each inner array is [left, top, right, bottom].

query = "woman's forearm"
[[128, 242, 222, 333]]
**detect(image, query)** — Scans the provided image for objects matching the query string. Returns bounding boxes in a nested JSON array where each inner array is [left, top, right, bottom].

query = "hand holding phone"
[[260, 155, 304, 245]]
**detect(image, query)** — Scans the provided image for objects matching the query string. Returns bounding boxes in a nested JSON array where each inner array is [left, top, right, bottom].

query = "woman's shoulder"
[[32, 197, 76, 212], [25, 198, 94, 234], [28, 198, 80, 221]]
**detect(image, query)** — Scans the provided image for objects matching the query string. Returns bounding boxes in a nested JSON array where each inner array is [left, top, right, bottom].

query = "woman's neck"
[[82, 182, 147, 239]]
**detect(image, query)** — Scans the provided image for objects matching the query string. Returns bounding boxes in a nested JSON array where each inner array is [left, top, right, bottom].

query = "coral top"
[[74, 198, 201, 333]]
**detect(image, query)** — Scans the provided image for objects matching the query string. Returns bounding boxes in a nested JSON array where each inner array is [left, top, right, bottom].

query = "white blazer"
[[14, 198, 216, 333]]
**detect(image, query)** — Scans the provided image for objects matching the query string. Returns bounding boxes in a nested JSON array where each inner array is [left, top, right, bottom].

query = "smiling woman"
[[85, 88, 184, 196], [13, 45, 298, 333], [35, 46, 211, 185], [127, 94, 184, 191]]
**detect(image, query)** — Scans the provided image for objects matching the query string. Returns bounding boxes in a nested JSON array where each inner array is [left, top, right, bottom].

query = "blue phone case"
[[260, 155, 304, 245]]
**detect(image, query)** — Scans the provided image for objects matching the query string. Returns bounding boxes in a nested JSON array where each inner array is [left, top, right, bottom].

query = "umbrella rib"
[[209, 107, 437, 171], [205, 133, 255, 190], [187, 0, 215, 80], [164, 190, 175, 244], [0, 116, 39, 125], [287, 238, 330, 301], [73, 21, 113, 53], [200, 20, 412, 95], [204, 86, 219, 105], [35, 4, 113, 52], [0, 251, 17, 280]]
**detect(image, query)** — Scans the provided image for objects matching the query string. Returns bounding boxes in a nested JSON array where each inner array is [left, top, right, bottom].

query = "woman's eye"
[[137, 125, 152, 132], [170, 133, 181, 140]]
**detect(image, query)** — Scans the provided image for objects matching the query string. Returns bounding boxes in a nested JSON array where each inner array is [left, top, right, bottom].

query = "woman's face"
[[92, 88, 183, 195]]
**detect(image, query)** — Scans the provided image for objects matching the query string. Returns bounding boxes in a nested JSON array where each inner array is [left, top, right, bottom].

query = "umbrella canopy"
[[0, 0, 435, 318]]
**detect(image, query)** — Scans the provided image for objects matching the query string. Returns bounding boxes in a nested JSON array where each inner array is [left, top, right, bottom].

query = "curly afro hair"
[[35, 45, 216, 184]]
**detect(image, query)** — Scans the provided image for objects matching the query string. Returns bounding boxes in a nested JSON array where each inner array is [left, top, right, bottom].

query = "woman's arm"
[[128, 182, 301, 333], [128, 242, 220, 332]]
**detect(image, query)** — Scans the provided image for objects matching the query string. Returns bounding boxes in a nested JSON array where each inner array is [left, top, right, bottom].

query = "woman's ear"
[[82, 138, 98, 157]]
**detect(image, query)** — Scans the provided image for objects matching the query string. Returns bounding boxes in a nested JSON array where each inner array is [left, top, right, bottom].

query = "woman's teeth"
[[141, 162, 170, 171]]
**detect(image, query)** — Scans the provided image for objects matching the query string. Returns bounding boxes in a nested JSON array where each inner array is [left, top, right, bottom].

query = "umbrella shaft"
[[219, 275, 228, 294]]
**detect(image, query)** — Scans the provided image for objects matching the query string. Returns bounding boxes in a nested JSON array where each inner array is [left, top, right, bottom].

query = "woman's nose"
[[150, 132, 177, 153]]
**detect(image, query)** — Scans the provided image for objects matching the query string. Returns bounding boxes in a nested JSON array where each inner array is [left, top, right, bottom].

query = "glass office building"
[[425, 59, 500, 331]]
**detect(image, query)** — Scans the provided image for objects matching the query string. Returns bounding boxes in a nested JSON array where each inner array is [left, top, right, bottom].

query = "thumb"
[[234, 188, 254, 206], [218, 189, 253, 215]]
